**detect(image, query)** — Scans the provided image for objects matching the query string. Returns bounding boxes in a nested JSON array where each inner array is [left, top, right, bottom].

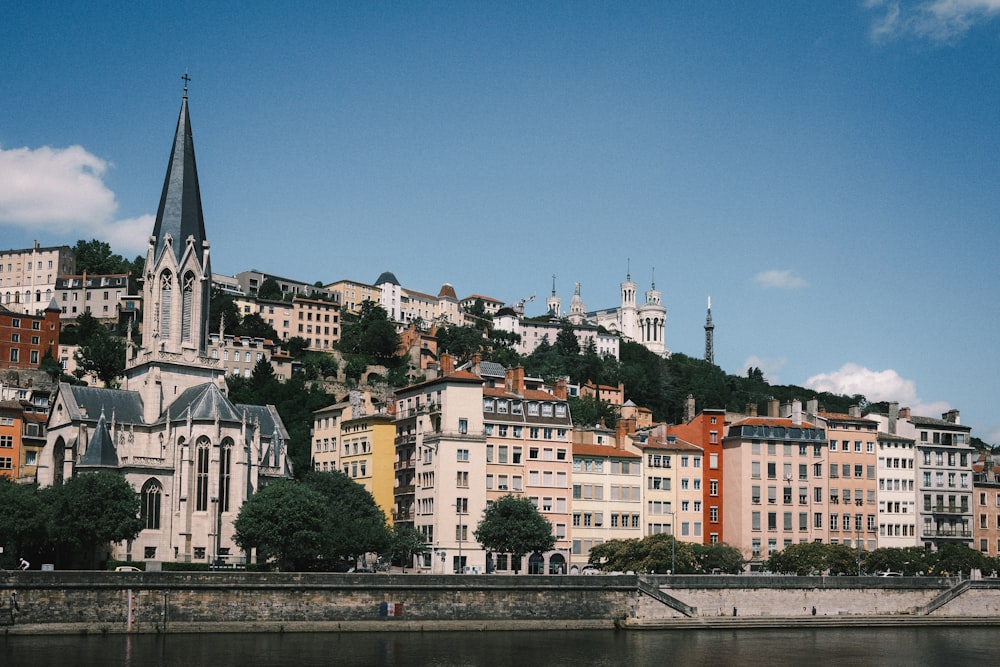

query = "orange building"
[[0, 400, 23, 479], [667, 398, 728, 544]]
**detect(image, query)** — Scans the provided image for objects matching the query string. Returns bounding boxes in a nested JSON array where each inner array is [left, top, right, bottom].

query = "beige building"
[[326, 279, 380, 315], [54, 273, 136, 322], [292, 296, 340, 351], [571, 426, 643, 570], [876, 430, 918, 548], [634, 428, 704, 546], [722, 401, 829, 564], [481, 362, 573, 574], [395, 368, 488, 574], [816, 409, 880, 552], [0, 243, 75, 314]]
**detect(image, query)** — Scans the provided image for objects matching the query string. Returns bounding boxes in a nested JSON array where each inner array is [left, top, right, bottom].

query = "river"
[[1, 627, 990, 666]]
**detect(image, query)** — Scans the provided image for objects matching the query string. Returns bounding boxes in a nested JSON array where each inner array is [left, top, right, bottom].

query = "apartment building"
[[234, 270, 338, 302], [0, 300, 61, 370], [293, 296, 340, 351], [634, 427, 705, 547], [571, 425, 643, 570], [0, 400, 22, 479], [722, 401, 829, 564], [876, 430, 918, 548], [817, 409, 879, 551], [972, 454, 1000, 556], [666, 400, 727, 544], [254, 298, 294, 342], [482, 363, 573, 574], [493, 311, 621, 359], [0, 243, 75, 314], [207, 332, 281, 379], [54, 273, 136, 321], [325, 279, 379, 316], [394, 367, 488, 574]]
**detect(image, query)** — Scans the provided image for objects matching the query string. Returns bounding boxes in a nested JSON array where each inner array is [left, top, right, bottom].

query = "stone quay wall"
[[1, 572, 998, 634]]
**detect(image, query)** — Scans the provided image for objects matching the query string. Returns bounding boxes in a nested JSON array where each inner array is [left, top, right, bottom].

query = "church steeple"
[[127, 80, 223, 422], [151, 78, 208, 267]]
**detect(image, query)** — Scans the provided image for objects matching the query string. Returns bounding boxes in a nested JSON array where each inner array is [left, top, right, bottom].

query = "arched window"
[[181, 271, 195, 342], [159, 270, 173, 340], [141, 479, 163, 530], [196, 436, 210, 511], [219, 438, 233, 512]]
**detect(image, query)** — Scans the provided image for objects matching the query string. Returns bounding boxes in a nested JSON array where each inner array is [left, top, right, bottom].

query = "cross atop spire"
[[182, 72, 191, 97]]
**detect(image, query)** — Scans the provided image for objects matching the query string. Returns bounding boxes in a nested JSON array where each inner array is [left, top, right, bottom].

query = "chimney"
[[899, 406, 911, 420], [505, 366, 525, 394], [848, 405, 861, 418], [746, 402, 758, 417], [943, 409, 960, 424], [685, 394, 696, 423], [471, 352, 482, 377], [806, 399, 818, 419], [616, 419, 628, 445], [791, 399, 802, 426], [440, 353, 455, 376], [552, 377, 568, 401], [888, 402, 899, 435], [767, 398, 779, 418]]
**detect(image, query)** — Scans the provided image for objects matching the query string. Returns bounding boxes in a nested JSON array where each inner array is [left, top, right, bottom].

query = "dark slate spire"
[[78, 408, 120, 469], [151, 81, 207, 265]]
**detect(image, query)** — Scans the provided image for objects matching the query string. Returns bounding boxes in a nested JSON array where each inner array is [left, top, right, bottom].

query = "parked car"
[[878, 571, 903, 577], [115, 565, 141, 572]]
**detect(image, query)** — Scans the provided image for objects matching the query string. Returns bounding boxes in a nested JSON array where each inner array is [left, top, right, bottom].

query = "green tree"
[[40, 349, 63, 382], [233, 479, 332, 570], [74, 323, 127, 387], [257, 277, 283, 300], [474, 494, 555, 573], [338, 302, 402, 368], [285, 336, 310, 358], [568, 394, 618, 428], [238, 312, 280, 340], [208, 288, 241, 334], [934, 543, 992, 576], [692, 542, 745, 574], [554, 321, 580, 357], [437, 324, 488, 364], [44, 472, 144, 569], [387, 523, 430, 572], [587, 534, 696, 574], [0, 480, 47, 570], [766, 542, 860, 575], [73, 239, 128, 275], [303, 471, 390, 562]]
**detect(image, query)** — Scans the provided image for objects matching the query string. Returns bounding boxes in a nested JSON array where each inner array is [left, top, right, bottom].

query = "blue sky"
[[2, 2, 999, 442]]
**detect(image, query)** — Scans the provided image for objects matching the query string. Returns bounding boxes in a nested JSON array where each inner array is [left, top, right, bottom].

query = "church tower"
[[546, 275, 561, 318], [637, 269, 667, 356], [126, 83, 224, 423], [619, 261, 637, 342]]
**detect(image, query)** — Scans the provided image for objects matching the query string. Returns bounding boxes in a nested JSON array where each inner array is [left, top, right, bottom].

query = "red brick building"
[[0, 299, 61, 370]]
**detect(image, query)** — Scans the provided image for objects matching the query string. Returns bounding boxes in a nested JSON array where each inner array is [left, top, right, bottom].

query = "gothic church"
[[38, 87, 292, 565]]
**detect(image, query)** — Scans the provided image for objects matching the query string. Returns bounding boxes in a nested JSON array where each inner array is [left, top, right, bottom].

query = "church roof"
[[165, 382, 244, 423], [59, 383, 145, 424], [78, 410, 119, 468], [151, 89, 207, 266]]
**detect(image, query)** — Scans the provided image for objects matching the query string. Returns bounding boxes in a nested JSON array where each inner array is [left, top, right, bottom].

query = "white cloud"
[[742, 355, 787, 384], [0, 145, 150, 255], [804, 362, 949, 416], [753, 269, 807, 289], [866, 0, 1000, 43]]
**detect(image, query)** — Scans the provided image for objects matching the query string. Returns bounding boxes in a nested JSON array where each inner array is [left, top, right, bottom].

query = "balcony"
[[931, 504, 968, 515], [395, 484, 415, 495], [394, 459, 415, 471], [923, 528, 972, 539], [393, 509, 414, 522]]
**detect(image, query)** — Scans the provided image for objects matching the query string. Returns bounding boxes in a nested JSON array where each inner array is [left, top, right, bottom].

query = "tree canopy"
[[233, 471, 390, 570], [587, 534, 744, 574], [44, 472, 145, 569], [474, 494, 555, 572], [73, 239, 143, 276]]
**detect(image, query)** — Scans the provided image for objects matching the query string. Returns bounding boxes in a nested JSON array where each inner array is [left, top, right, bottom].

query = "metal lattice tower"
[[704, 296, 715, 364]]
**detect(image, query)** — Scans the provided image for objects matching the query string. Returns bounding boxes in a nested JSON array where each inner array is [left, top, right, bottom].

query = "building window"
[[196, 439, 210, 511], [141, 479, 162, 530], [219, 442, 232, 512]]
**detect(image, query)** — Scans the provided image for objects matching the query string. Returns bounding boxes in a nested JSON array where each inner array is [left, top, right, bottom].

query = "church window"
[[196, 438, 210, 511], [219, 440, 233, 512], [141, 479, 162, 530], [181, 272, 195, 342], [160, 271, 173, 339]]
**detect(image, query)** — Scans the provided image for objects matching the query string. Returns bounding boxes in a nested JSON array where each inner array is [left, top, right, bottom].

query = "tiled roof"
[[572, 443, 641, 459]]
